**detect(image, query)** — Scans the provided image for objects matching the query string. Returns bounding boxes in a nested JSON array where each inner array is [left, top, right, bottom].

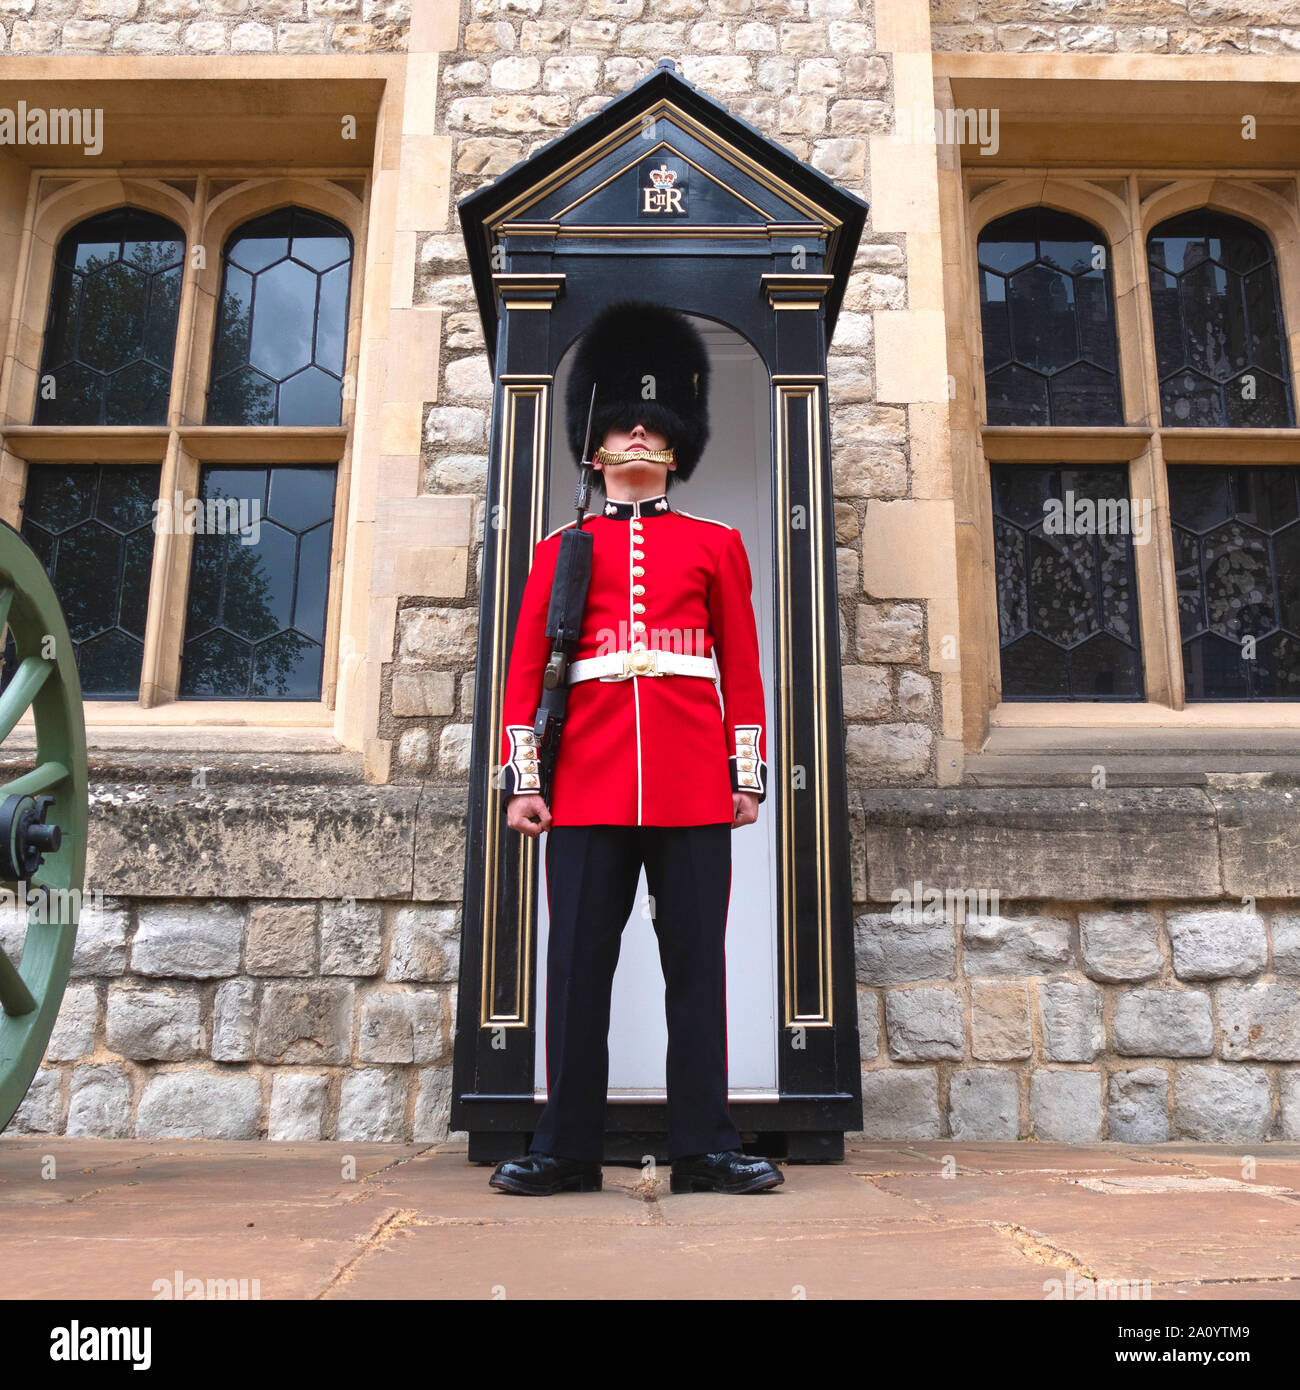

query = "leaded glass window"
[[206, 207, 353, 427], [979, 208, 1122, 427], [1171, 465, 1300, 699], [992, 464, 1144, 699], [35, 208, 185, 426], [179, 464, 336, 699], [16, 464, 160, 698], [1148, 211, 1294, 428]]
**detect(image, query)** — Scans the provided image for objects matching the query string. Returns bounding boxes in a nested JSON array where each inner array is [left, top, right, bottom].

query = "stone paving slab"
[[1, 1138, 1298, 1300], [0, 1233, 365, 1301], [327, 1219, 1053, 1301], [872, 1173, 1300, 1284]]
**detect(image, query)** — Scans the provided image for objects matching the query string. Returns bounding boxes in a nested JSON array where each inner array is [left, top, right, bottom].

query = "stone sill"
[[856, 785, 1300, 903], [81, 780, 469, 903], [964, 726, 1300, 788], [1, 725, 363, 789]]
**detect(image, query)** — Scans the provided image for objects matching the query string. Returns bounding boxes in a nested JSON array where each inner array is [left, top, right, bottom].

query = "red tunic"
[[498, 491, 767, 826]]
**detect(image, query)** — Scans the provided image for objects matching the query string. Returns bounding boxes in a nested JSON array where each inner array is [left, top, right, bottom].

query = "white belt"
[[568, 649, 717, 683]]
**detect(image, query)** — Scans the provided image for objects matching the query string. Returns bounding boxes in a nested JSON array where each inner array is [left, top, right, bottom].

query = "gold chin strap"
[[593, 445, 675, 467]]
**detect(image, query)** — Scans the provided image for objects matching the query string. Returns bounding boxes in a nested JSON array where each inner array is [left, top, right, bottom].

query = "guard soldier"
[[489, 301, 784, 1197]]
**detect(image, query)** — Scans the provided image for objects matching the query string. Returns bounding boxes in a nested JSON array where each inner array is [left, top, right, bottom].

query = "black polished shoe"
[[670, 1150, 784, 1194], [489, 1152, 602, 1196]]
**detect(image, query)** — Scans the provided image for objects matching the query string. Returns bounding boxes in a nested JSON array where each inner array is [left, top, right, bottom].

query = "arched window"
[[207, 206, 353, 426], [978, 208, 1122, 427], [36, 207, 185, 425], [1147, 210, 1294, 428]]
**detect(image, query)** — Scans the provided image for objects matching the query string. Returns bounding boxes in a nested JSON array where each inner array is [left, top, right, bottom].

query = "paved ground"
[[2, 1138, 1299, 1299]]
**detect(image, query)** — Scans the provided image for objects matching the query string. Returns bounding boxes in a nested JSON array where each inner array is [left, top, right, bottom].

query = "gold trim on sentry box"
[[774, 382, 834, 1029], [485, 98, 843, 232], [550, 138, 775, 223], [482, 379, 550, 1029]]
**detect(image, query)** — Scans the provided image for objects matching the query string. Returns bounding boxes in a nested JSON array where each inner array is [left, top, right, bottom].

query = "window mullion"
[[137, 431, 196, 708], [167, 175, 208, 430], [1126, 173, 1185, 709], [135, 180, 207, 709]]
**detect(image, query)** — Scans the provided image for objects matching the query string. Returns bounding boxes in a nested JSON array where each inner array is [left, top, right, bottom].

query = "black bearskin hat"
[[565, 300, 710, 485]]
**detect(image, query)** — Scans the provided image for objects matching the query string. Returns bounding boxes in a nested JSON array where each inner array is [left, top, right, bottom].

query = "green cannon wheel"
[[0, 519, 87, 1133]]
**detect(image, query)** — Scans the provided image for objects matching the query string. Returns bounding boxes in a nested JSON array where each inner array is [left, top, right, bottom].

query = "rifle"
[[531, 384, 598, 804]]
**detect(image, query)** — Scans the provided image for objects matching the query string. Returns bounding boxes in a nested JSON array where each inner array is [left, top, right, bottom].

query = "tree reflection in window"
[[992, 464, 1143, 699], [978, 208, 1122, 426], [1148, 211, 1294, 428], [206, 207, 353, 426], [13, 464, 160, 697], [36, 208, 185, 425], [179, 465, 335, 699], [1171, 465, 1300, 699]]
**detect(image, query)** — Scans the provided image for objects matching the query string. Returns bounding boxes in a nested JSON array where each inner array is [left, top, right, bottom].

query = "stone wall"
[[6, 0, 409, 54], [16, 886, 1300, 1143], [930, 0, 1300, 54], [9, 894, 460, 1140], [856, 900, 1300, 1142]]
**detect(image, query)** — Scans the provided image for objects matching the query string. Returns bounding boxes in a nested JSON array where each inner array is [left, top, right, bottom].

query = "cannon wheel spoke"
[[0, 521, 86, 1132]]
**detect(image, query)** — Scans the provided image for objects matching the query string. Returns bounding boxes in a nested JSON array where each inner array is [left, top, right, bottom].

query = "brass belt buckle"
[[624, 648, 657, 677]]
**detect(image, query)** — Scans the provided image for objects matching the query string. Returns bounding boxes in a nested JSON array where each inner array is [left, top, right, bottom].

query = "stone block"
[[949, 1069, 1019, 1140], [132, 902, 242, 979], [255, 982, 354, 1064], [137, 1072, 262, 1139], [1030, 1070, 1102, 1141], [1113, 989, 1212, 1057], [1168, 908, 1266, 981], [884, 987, 963, 1060], [1173, 1065, 1271, 1142], [1107, 1068, 1170, 1144], [857, 1068, 940, 1140], [1080, 910, 1163, 983]]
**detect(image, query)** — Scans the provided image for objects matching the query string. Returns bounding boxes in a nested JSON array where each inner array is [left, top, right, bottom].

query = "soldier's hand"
[[732, 791, 759, 828], [507, 793, 552, 837]]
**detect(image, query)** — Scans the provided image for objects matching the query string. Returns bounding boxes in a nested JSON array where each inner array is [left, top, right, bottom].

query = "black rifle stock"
[[528, 384, 598, 806]]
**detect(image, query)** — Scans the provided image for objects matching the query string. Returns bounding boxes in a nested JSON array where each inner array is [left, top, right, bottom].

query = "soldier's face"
[[597, 424, 677, 493], [601, 422, 669, 455]]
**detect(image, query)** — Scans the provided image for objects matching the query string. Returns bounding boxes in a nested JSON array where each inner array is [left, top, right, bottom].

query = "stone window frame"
[[0, 169, 369, 725], [960, 171, 1300, 727]]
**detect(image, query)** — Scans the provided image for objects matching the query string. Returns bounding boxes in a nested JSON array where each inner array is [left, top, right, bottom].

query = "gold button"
[[632, 566, 644, 576], [633, 603, 645, 613], [633, 621, 645, 632], [632, 584, 645, 595], [633, 549, 644, 559], [522, 776, 539, 788], [740, 760, 754, 770], [632, 641, 646, 651]]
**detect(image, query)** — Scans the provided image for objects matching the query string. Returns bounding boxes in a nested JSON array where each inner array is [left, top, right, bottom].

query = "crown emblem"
[[648, 164, 677, 188]]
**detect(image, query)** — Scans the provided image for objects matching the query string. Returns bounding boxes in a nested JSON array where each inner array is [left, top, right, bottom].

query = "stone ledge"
[[857, 787, 1227, 902], [87, 782, 468, 901]]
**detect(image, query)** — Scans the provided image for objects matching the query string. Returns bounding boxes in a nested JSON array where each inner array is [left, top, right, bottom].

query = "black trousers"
[[530, 822, 743, 1162]]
